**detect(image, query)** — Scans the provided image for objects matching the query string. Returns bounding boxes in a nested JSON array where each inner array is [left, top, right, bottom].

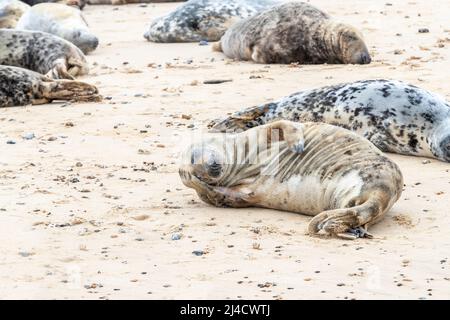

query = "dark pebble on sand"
[[6, 140, 16, 144], [418, 28, 429, 33], [192, 250, 204, 256]]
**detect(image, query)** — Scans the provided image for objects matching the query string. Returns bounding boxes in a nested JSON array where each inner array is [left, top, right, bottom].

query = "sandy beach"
[[0, 0, 449, 299]]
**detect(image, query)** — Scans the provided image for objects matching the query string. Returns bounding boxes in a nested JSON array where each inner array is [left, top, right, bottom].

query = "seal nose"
[[358, 52, 371, 64]]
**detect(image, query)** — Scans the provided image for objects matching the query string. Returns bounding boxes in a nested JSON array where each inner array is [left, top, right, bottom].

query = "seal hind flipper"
[[209, 104, 272, 132], [41, 80, 102, 102], [308, 190, 390, 240]]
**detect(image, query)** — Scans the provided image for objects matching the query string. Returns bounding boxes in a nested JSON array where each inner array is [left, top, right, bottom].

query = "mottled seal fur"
[[0, 29, 89, 79], [16, 3, 99, 54], [21, 0, 86, 10], [0, 65, 101, 108], [214, 2, 371, 64], [0, 0, 30, 29], [210, 80, 450, 162], [180, 120, 403, 239], [144, 0, 281, 43]]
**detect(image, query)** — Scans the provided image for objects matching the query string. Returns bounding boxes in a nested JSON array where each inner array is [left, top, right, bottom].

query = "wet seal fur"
[[0, 29, 89, 79], [210, 80, 450, 162], [16, 3, 99, 54], [0, 65, 101, 108], [144, 0, 281, 43], [180, 120, 403, 239], [0, 0, 30, 29], [213, 2, 371, 64]]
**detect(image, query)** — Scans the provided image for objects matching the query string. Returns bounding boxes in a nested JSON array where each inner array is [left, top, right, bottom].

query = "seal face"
[[16, 3, 99, 54], [0, 0, 30, 29], [0, 65, 101, 108], [0, 29, 89, 79], [180, 121, 403, 239], [144, 0, 281, 43], [215, 2, 371, 64], [210, 80, 450, 163]]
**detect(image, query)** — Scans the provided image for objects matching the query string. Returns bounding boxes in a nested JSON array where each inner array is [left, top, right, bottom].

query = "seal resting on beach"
[[180, 120, 403, 239], [0, 29, 89, 79], [0, 65, 101, 108], [213, 2, 371, 64], [16, 3, 99, 54], [144, 0, 281, 43], [210, 80, 450, 162], [0, 0, 30, 29]]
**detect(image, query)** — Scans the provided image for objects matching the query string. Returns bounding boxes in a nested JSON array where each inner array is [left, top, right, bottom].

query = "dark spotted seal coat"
[[0, 65, 101, 108], [16, 3, 99, 54], [180, 120, 403, 239], [210, 80, 450, 162], [0, 29, 89, 79], [214, 2, 371, 64], [144, 0, 281, 43], [0, 0, 30, 29], [87, 0, 184, 4]]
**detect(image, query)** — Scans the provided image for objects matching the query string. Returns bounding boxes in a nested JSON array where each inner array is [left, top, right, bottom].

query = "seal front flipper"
[[207, 185, 256, 208], [262, 120, 305, 154]]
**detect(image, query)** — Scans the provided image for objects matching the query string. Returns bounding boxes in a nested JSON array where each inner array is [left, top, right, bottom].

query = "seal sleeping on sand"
[[180, 120, 403, 239], [0, 0, 30, 29], [16, 3, 99, 54], [210, 80, 450, 162], [0, 29, 89, 79], [144, 0, 281, 43], [214, 2, 371, 64], [0, 65, 101, 108]]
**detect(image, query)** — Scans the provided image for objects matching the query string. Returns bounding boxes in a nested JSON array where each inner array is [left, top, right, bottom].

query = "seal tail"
[[307, 190, 392, 240], [212, 41, 223, 52], [41, 79, 102, 103], [208, 103, 276, 133]]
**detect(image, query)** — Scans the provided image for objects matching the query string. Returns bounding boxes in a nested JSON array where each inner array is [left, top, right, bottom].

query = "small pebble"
[[171, 233, 181, 241], [418, 28, 430, 33], [22, 133, 35, 140], [6, 140, 16, 144], [192, 250, 204, 256], [199, 40, 209, 46]]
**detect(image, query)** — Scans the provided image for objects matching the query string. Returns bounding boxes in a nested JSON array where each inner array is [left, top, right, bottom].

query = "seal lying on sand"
[[180, 120, 403, 239], [210, 80, 450, 162], [144, 0, 281, 43], [214, 2, 371, 64], [21, 0, 86, 9], [0, 0, 30, 29], [0, 29, 89, 79], [0, 65, 101, 108], [16, 3, 99, 54]]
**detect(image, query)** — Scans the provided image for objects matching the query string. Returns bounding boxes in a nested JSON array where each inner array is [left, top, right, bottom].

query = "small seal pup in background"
[[214, 2, 371, 64], [16, 3, 99, 54], [180, 120, 403, 239], [144, 0, 281, 43], [0, 65, 101, 108], [0, 29, 89, 79], [0, 0, 30, 29], [210, 80, 450, 162]]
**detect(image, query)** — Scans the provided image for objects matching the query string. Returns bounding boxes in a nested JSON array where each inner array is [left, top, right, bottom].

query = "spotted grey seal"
[[0, 65, 101, 108], [0, 29, 89, 79], [144, 0, 281, 43], [213, 2, 371, 64], [87, 0, 184, 4], [210, 80, 450, 162], [16, 3, 99, 54], [180, 120, 403, 239], [0, 0, 30, 29]]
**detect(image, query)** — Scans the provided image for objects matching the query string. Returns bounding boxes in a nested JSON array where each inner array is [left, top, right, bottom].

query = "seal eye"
[[207, 160, 222, 178]]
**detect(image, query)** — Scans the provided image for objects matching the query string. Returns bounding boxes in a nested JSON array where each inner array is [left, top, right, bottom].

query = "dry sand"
[[0, 0, 449, 299]]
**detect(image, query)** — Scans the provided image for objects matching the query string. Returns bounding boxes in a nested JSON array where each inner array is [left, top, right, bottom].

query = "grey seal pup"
[[180, 120, 403, 239]]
